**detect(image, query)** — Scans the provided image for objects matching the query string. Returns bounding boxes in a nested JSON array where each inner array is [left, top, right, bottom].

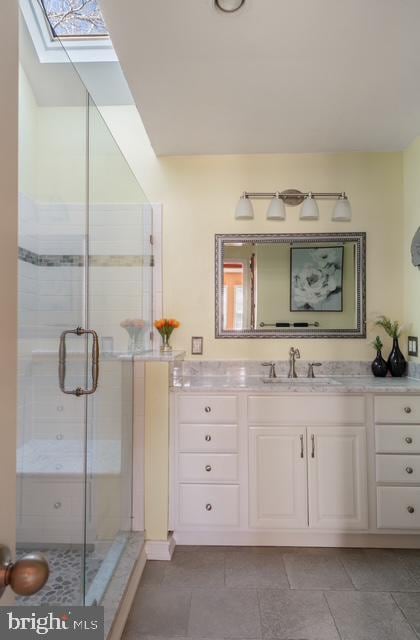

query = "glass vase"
[[160, 333, 172, 352], [125, 327, 145, 353]]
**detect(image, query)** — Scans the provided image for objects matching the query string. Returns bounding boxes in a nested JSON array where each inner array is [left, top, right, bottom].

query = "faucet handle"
[[307, 362, 322, 378], [262, 362, 277, 378]]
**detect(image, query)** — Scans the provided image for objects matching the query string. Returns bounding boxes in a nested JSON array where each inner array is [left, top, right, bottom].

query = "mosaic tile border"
[[19, 247, 153, 267]]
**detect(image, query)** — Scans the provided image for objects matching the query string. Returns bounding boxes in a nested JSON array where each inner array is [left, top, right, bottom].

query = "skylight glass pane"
[[41, 0, 109, 38]]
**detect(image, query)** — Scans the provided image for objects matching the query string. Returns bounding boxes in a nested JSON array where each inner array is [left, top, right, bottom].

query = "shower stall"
[[17, 3, 151, 622]]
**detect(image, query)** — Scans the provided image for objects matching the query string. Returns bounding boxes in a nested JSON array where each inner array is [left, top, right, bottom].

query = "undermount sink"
[[261, 377, 341, 385]]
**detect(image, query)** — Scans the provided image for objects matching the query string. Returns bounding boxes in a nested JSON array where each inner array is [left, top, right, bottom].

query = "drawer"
[[375, 396, 420, 423], [178, 395, 237, 423], [376, 454, 420, 484], [377, 486, 420, 529], [20, 480, 84, 519], [178, 453, 238, 482], [248, 395, 365, 425], [179, 424, 238, 452], [375, 425, 420, 453], [178, 484, 239, 527]]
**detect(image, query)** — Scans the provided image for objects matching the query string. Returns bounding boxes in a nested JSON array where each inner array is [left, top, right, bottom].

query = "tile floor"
[[123, 546, 420, 640]]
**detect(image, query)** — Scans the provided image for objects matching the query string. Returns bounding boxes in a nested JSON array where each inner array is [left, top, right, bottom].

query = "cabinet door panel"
[[249, 427, 308, 529], [308, 426, 368, 530]]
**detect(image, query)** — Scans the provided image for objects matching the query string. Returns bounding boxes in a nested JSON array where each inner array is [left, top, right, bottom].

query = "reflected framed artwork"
[[290, 246, 344, 312]]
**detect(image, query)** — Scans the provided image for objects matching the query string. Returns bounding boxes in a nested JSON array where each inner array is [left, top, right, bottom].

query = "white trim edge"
[[145, 534, 176, 561]]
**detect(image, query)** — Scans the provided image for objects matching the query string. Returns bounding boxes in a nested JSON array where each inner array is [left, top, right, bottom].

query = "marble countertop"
[[171, 375, 420, 393]]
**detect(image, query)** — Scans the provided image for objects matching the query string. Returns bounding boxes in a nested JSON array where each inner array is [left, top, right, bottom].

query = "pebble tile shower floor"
[[123, 546, 420, 640], [16, 547, 104, 605]]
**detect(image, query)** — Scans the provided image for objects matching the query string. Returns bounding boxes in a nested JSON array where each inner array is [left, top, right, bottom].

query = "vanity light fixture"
[[266, 192, 286, 220], [214, 0, 246, 13], [235, 192, 254, 219], [332, 193, 352, 222], [234, 189, 352, 222], [299, 191, 319, 221]]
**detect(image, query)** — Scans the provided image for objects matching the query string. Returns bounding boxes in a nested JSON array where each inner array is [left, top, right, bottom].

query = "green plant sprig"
[[375, 315, 401, 339], [372, 335, 383, 351]]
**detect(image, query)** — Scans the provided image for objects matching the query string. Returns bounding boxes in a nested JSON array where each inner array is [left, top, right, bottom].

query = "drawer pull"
[[311, 434, 315, 458], [300, 434, 304, 459], [53, 502, 62, 510], [205, 503, 212, 511], [405, 406, 412, 414], [407, 506, 415, 514], [204, 406, 212, 413], [205, 465, 212, 472], [55, 464, 63, 471], [56, 434, 64, 441], [57, 405, 64, 412], [406, 466, 414, 474], [405, 437, 413, 444], [205, 434, 212, 442]]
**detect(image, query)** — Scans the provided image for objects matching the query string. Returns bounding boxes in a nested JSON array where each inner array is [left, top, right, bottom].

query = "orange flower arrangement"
[[154, 318, 180, 351]]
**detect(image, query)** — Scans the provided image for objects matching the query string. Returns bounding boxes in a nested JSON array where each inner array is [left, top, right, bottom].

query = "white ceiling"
[[100, 0, 420, 156]]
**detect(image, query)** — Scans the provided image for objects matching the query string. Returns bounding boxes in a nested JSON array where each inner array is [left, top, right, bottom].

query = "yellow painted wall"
[[403, 137, 420, 363], [101, 107, 406, 361]]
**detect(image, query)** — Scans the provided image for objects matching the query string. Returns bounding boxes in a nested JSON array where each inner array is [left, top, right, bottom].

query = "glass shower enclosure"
[[17, 4, 151, 614]]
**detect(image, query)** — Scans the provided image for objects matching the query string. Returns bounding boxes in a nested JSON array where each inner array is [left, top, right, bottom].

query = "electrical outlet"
[[408, 336, 418, 357]]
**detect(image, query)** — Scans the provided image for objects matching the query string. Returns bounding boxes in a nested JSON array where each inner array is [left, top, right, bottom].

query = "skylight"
[[40, 0, 109, 38]]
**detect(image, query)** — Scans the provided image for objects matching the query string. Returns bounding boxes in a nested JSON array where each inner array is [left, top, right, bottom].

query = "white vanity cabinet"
[[171, 389, 420, 546], [375, 395, 420, 529], [249, 427, 308, 529]]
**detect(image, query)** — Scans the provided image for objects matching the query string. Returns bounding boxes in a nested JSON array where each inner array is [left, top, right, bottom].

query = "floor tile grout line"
[[335, 554, 358, 591], [322, 591, 343, 640], [255, 587, 266, 640], [390, 591, 420, 639]]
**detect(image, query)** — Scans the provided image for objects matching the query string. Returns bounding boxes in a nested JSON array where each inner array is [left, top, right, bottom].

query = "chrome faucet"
[[288, 347, 301, 378], [262, 361, 277, 379], [307, 362, 322, 378]]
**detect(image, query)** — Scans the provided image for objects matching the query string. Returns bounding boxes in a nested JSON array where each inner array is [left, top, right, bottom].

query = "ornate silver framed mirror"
[[215, 232, 366, 339]]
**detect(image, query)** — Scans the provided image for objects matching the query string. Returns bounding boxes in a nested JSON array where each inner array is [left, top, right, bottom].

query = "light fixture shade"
[[215, 0, 245, 12], [267, 194, 286, 220], [300, 193, 319, 220], [235, 195, 254, 219], [332, 197, 352, 221]]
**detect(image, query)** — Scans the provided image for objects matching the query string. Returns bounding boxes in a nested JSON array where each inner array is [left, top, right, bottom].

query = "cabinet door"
[[308, 427, 368, 530], [249, 427, 308, 529]]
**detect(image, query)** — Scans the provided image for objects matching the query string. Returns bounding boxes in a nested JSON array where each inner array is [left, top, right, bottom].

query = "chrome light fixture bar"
[[235, 189, 352, 222]]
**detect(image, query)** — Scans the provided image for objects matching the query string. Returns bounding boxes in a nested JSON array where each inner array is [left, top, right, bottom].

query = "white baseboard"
[[107, 546, 147, 640], [145, 534, 176, 560], [173, 530, 420, 548]]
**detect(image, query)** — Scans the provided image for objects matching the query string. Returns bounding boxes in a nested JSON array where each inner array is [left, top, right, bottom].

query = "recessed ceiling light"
[[214, 0, 246, 13]]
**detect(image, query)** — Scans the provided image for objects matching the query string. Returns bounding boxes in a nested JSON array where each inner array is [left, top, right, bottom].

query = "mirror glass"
[[215, 233, 366, 339]]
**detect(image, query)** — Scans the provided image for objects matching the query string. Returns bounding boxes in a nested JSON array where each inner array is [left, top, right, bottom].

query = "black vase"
[[387, 338, 407, 377], [371, 350, 388, 377]]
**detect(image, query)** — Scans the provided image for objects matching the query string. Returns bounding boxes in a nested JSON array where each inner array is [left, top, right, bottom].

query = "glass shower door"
[[17, 8, 90, 604], [83, 98, 152, 604]]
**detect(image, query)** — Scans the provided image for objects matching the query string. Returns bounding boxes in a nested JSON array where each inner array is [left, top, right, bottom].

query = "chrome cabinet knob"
[[0, 545, 49, 597], [407, 506, 415, 514], [205, 465, 212, 472], [406, 467, 414, 474], [53, 502, 62, 509], [205, 503, 212, 511], [56, 405, 64, 412], [204, 406, 212, 413], [205, 434, 212, 442], [405, 406, 412, 414], [405, 437, 413, 444], [56, 434, 64, 441]]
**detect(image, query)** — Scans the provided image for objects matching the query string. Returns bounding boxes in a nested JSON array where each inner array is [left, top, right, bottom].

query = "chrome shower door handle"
[[59, 327, 100, 396]]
